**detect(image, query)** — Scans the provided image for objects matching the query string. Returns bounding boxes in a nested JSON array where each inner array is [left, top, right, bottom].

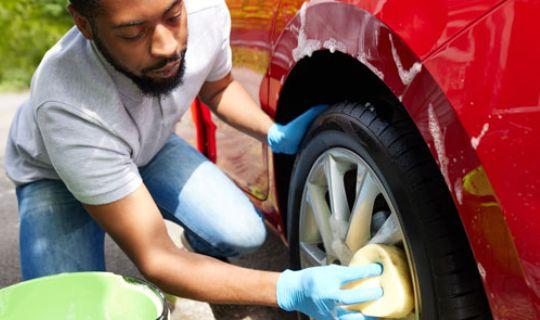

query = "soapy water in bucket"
[[0, 272, 169, 320]]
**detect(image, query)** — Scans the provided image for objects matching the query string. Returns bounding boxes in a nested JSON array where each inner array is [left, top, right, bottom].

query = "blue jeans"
[[16, 134, 267, 281]]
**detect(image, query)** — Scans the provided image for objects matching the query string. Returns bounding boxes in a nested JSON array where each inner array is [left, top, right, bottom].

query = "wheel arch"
[[269, 1, 472, 235]]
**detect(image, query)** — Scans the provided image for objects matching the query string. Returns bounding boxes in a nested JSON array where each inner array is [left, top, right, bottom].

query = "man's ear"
[[68, 4, 95, 40]]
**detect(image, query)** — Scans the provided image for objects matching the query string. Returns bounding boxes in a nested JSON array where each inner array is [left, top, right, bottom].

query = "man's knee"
[[232, 221, 267, 254], [219, 214, 267, 255]]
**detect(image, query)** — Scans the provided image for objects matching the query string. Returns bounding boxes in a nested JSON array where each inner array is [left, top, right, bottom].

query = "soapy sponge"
[[343, 244, 414, 318]]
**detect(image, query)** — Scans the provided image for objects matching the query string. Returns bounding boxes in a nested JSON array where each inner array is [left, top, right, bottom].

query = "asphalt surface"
[[0, 91, 296, 320]]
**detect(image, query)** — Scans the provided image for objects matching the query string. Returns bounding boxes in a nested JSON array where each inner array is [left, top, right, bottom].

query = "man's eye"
[[168, 13, 182, 24], [121, 33, 143, 41]]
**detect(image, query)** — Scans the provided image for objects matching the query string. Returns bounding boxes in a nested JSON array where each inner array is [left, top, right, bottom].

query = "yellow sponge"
[[343, 244, 414, 318]]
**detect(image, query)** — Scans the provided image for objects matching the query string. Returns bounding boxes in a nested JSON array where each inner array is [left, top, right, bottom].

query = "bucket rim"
[[121, 275, 169, 320]]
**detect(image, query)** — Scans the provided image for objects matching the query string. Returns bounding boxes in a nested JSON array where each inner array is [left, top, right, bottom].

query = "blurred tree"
[[0, 0, 72, 91]]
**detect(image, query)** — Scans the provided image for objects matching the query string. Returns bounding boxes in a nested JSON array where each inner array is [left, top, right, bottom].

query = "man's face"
[[88, 0, 188, 95]]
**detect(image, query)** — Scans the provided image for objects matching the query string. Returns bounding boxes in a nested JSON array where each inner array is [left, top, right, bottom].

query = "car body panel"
[[423, 1, 540, 316], [190, 0, 540, 317], [348, 0, 506, 59]]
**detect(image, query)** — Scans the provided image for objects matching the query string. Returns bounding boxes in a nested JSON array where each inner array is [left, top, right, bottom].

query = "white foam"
[[357, 52, 385, 80], [389, 34, 422, 86], [471, 123, 489, 150], [428, 104, 450, 186], [292, 3, 321, 61], [454, 178, 464, 205], [323, 38, 347, 54]]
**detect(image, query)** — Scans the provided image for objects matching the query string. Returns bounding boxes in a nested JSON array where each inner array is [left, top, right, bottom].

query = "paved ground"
[[0, 91, 296, 319]]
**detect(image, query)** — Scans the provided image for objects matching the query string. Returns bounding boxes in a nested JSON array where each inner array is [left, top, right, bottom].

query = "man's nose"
[[150, 24, 178, 58]]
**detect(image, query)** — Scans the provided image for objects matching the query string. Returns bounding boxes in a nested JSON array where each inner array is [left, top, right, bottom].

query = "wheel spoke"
[[306, 183, 336, 258], [368, 212, 403, 245], [355, 162, 368, 196], [299, 242, 327, 266], [324, 153, 354, 264], [346, 173, 380, 252], [324, 154, 350, 223]]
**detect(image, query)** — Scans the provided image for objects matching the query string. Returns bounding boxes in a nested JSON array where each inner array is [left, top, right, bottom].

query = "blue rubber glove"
[[267, 104, 329, 154], [276, 264, 384, 320]]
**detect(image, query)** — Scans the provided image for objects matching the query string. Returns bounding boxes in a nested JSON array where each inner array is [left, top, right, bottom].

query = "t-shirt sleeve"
[[36, 102, 142, 205], [205, 3, 233, 82]]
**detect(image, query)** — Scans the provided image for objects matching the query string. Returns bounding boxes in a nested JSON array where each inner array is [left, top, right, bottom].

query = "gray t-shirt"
[[4, 0, 232, 205]]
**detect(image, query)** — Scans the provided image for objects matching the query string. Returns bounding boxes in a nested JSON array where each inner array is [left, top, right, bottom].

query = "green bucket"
[[0, 272, 169, 320]]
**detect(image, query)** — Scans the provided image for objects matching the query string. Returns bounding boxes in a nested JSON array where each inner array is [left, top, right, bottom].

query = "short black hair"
[[69, 0, 101, 19]]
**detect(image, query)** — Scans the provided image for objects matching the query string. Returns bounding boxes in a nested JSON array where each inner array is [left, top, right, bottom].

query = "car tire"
[[287, 101, 491, 319]]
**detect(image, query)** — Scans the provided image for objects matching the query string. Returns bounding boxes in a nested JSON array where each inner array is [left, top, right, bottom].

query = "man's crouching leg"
[[141, 134, 267, 260]]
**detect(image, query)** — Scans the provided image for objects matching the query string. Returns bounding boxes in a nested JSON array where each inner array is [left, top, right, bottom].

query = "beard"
[[93, 35, 187, 96]]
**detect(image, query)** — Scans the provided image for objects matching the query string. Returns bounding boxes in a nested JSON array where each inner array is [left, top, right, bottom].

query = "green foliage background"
[[0, 0, 72, 92]]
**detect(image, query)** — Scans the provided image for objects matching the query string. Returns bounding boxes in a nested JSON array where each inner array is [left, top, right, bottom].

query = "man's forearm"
[[148, 247, 280, 306], [201, 77, 274, 143], [84, 184, 280, 306]]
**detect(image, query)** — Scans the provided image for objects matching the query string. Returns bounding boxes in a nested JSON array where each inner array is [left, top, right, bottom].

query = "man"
[[4, 0, 383, 318]]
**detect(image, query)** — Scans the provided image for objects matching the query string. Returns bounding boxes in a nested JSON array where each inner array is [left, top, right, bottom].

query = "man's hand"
[[199, 73, 328, 151], [267, 104, 328, 154], [276, 264, 383, 320]]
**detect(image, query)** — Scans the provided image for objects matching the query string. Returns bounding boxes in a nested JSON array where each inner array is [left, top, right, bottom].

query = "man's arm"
[[84, 184, 383, 317], [198, 72, 274, 143], [83, 183, 280, 306]]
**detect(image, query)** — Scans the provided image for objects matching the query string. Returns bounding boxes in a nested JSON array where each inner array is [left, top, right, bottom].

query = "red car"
[[186, 0, 540, 318]]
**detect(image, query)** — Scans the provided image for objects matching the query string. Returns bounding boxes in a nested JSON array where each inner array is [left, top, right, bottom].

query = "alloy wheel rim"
[[298, 147, 420, 319]]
